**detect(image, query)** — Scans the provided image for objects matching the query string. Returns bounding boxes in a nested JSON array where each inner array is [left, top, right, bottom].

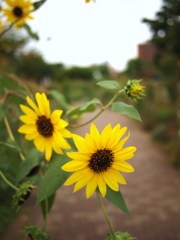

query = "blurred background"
[[0, 0, 179, 239]]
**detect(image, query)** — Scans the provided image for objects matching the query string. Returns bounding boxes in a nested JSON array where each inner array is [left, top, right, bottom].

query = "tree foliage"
[[142, 0, 180, 58], [124, 58, 145, 78]]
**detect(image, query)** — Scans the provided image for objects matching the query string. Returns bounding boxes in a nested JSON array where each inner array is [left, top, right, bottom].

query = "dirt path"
[[3, 110, 180, 240]]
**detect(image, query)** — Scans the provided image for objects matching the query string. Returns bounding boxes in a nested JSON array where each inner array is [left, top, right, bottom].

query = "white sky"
[[27, 0, 162, 71]]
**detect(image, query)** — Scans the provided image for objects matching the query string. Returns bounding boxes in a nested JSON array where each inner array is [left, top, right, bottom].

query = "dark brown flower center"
[[36, 116, 53, 137], [89, 148, 114, 173], [13, 6, 23, 18]]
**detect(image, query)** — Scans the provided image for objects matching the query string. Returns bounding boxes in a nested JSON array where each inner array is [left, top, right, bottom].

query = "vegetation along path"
[[3, 110, 180, 240]]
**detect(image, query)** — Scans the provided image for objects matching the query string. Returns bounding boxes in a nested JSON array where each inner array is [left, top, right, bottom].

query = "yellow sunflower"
[[18, 92, 71, 161], [2, 0, 33, 27], [62, 123, 136, 199]]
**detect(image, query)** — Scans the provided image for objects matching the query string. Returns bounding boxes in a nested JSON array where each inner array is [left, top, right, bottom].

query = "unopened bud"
[[124, 79, 145, 101]]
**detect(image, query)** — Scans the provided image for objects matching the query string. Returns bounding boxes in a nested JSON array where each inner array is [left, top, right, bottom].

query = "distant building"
[[138, 42, 157, 79], [138, 42, 156, 62]]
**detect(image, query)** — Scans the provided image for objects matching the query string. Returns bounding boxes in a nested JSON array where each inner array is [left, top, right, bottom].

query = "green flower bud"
[[124, 79, 145, 101], [106, 231, 137, 240], [12, 182, 34, 209], [25, 225, 50, 240]]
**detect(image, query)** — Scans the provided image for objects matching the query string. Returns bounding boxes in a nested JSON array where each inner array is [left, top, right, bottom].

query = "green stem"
[[3, 116, 26, 161], [0, 170, 18, 191], [96, 192, 115, 236], [71, 89, 124, 128], [103, 89, 124, 109], [40, 161, 49, 230], [0, 22, 15, 38], [43, 198, 49, 230], [0, 11, 34, 38]]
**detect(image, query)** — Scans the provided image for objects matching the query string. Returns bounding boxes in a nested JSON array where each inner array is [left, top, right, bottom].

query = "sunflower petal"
[[6, 0, 16, 7], [18, 124, 36, 134], [109, 168, 127, 185], [114, 146, 136, 161], [45, 140, 52, 161], [34, 135, 46, 152], [25, 131, 38, 140], [51, 138, 63, 155], [110, 127, 127, 149], [100, 124, 112, 147], [20, 105, 37, 119], [59, 119, 68, 128], [103, 172, 119, 192], [61, 160, 88, 172], [35, 92, 50, 117], [86, 175, 98, 199], [26, 96, 40, 115], [118, 146, 137, 155], [73, 134, 88, 152], [115, 152, 135, 161], [19, 115, 36, 124], [51, 110, 63, 124], [113, 162, 135, 172], [54, 133, 71, 149], [59, 128, 72, 138], [97, 175, 107, 197], [113, 132, 130, 152], [64, 171, 82, 186], [90, 124, 100, 148], [67, 152, 89, 161], [74, 170, 93, 192], [85, 134, 96, 153]]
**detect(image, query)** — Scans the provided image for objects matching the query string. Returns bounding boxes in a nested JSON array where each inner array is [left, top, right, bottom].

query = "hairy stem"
[[3, 116, 25, 161], [96, 192, 115, 236], [70, 89, 124, 128], [0, 170, 18, 191]]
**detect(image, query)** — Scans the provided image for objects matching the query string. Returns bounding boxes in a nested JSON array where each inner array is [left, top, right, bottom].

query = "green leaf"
[[22, 24, 39, 40], [33, 0, 47, 10], [49, 90, 70, 110], [67, 98, 101, 119], [16, 150, 41, 183], [37, 156, 69, 202], [97, 80, 120, 90], [105, 187, 129, 214], [112, 102, 141, 121]]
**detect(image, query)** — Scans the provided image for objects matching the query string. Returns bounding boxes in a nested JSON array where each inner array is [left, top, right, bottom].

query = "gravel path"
[[3, 110, 180, 240]]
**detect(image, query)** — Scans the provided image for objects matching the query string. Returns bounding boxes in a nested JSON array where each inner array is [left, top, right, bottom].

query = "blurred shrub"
[[157, 108, 175, 122], [64, 66, 93, 80], [136, 80, 179, 167]]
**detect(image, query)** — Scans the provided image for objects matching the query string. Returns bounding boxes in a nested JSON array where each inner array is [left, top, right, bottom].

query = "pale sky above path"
[[28, 0, 162, 71]]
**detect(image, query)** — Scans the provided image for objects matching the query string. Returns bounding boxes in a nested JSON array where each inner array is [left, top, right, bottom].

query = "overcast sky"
[[27, 0, 162, 71]]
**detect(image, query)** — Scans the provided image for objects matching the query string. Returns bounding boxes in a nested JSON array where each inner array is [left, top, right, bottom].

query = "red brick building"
[[138, 42, 157, 78], [138, 42, 156, 62]]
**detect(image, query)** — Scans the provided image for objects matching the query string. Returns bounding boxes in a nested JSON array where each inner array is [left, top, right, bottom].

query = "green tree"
[[124, 58, 145, 78], [16, 51, 53, 82], [0, 31, 28, 71], [142, 0, 180, 58]]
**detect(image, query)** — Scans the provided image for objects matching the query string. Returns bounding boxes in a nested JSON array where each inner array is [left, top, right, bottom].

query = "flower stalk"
[[0, 170, 19, 191], [71, 89, 124, 128], [43, 198, 49, 229], [96, 192, 115, 237], [3, 115, 25, 161]]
